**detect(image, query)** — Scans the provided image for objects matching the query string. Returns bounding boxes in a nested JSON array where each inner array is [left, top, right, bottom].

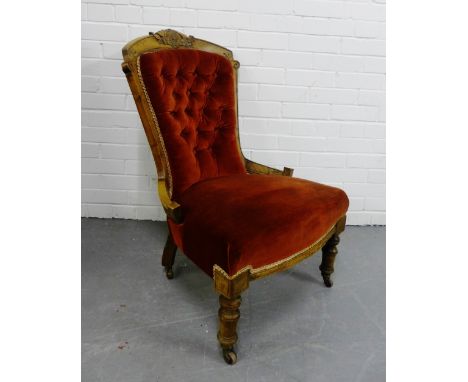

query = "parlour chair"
[[121, 29, 349, 365]]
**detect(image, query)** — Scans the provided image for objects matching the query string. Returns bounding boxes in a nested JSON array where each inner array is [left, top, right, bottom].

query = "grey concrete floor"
[[82, 218, 385, 382]]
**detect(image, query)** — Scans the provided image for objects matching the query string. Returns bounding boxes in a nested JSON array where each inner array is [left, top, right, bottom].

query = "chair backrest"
[[122, 30, 246, 202]]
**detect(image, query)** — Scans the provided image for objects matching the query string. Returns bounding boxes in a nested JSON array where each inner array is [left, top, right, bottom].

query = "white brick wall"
[[81, 0, 386, 225]]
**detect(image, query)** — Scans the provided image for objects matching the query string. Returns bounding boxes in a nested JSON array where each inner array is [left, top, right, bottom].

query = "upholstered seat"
[[169, 174, 348, 277], [122, 29, 349, 365]]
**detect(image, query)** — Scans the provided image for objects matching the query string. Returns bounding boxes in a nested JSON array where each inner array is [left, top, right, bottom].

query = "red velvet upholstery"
[[168, 174, 349, 277], [139, 49, 246, 201], [138, 48, 349, 278]]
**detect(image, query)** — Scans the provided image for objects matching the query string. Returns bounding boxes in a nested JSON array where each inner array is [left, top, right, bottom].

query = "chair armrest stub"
[[157, 179, 183, 224], [282, 167, 294, 177]]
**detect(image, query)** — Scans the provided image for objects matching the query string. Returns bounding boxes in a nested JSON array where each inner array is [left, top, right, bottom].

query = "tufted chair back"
[[137, 47, 246, 201]]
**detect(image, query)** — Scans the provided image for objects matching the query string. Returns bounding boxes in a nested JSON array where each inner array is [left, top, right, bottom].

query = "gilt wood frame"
[[122, 29, 347, 363], [121, 28, 346, 295]]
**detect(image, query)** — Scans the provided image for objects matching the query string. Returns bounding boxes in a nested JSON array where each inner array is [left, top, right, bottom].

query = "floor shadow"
[[166, 251, 327, 364], [284, 268, 323, 286]]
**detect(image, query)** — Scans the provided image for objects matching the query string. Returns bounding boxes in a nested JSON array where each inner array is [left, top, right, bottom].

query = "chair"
[[121, 29, 349, 364]]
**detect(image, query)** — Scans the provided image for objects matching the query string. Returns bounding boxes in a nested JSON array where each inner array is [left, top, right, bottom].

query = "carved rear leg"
[[161, 232, 177, 279], [319, 233, 340, 287], [217, 295, 241, 365]]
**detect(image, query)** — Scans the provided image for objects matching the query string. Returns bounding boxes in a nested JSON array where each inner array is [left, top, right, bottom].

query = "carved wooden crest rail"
[[149, 29, 194, 48]]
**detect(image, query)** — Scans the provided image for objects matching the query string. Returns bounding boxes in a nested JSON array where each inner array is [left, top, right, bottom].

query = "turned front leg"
[[161, 232, 177, 279], [320, 233, 340, 287], [217, 295, 241, 365]]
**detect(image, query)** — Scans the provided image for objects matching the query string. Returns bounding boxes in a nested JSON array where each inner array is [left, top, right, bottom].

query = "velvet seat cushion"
[[168, 174, 349, 277]]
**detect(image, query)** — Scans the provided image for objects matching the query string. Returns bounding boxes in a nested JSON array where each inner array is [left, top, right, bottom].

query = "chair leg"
[[217, 294, 241, 365], [161, 232, 177, 279], [319, 233, 341, 288]]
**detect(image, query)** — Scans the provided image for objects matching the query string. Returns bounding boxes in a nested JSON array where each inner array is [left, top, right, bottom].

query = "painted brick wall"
[[81, 0, 386, 225]]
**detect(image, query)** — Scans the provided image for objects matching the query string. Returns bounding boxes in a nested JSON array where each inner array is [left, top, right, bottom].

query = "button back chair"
[[121, 29, 349, 365]]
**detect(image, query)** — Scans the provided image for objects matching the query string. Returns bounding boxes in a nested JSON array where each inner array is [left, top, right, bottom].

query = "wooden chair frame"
[[122, 29, 346, 364]]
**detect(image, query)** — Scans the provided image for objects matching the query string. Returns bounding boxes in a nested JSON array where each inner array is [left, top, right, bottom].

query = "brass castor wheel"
[[165, 266, 174, 279], [322, 275, 333, 288], [222, 348, 237, 365], [319, 264, 333, 288]]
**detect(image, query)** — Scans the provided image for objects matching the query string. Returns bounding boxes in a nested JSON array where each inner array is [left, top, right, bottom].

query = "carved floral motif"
[[150, 29, 194, 48]]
